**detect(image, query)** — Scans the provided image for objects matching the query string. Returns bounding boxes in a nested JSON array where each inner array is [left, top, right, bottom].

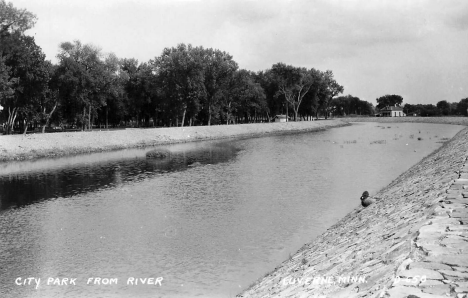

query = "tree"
[[0, 0, 37, 36], [436, 100, 450, 116], [331, 95, 373, 116], [0, 55, 15, 102], [106, 54, 129, 128], [152, 44, 205, 127], [1, 32, 50, 134], [1, 1, 40, 134], [450, 102, 458, 115], [200, 47, 238, 125], [270, 63, 316, 121], [224, 69, 267, 124], [123, 59, 157, 127], [317, 70, 344, 119], [56, 40, 105, 130], [376, 94, 403, 109], [457, 98, 468, 116]]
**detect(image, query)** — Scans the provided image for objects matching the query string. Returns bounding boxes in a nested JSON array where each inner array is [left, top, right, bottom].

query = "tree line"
[[0, 1, 362, 135], [374, 94, 468, 117], [4, 2, 466, 135]]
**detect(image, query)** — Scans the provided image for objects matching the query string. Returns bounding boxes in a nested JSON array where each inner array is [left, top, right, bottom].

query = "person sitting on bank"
[[360, 191, 380, 207]]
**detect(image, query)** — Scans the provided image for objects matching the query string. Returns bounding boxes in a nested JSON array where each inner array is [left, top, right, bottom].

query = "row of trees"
[[373, 94, 468, 117], [1, 1, 352, 134], [403, 99, 468, 117]]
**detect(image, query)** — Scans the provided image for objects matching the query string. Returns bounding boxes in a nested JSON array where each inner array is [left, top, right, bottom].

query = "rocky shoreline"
[[0, 120, 346, 162], [239, 121, 468, 297]]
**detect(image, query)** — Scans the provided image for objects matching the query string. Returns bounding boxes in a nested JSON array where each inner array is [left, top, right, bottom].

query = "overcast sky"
[[13, 0, 468, 105]]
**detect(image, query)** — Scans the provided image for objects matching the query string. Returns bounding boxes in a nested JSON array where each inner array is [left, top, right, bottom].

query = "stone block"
[[430, 218, 462, 225], [454, 267, 468, 273], [450, 210, 468, 218], [424, 245, 462, 257], [439, 270, 468, 279], [460, 173, 468, 179], [440, 236, 467, 246], [425, 255, 468, 267], [419, 280, 445, 286], [420, 284, 452, 296], [454, 281, 468, 287], [409, 262, 452, 271], [454, 179, 468, 185], [446, 193, 464, 200], [393, 278, 418, 287], [398, 268, 444, 280], [444, 199, 468, 205], [450, 184, 464, 190], [419, 224, 447, 234], [387, 286, 445, 298]]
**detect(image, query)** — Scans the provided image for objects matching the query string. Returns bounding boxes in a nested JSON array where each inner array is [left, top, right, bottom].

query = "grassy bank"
[[239, 120, 468, 297], [0, 120, 347, 162]]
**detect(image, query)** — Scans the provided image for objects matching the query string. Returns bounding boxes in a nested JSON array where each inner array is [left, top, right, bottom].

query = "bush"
[[146, 148, 171, 159]]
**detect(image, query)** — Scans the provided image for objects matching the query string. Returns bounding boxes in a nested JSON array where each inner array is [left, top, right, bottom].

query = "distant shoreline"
[[339, 116, 468, 126], [0, 120, 347, 162], [1, 117, 467, 162]]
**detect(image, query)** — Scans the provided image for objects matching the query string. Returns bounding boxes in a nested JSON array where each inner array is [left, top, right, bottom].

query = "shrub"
[[146, 148, 171, 159]]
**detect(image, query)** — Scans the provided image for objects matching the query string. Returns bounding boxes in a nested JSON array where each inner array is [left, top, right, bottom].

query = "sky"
[[11, 0, 468, 105]]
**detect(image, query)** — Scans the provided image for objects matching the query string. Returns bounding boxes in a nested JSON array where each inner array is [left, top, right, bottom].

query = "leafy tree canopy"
[[376, 94, 403, 109], [0, 0, 37, 36]]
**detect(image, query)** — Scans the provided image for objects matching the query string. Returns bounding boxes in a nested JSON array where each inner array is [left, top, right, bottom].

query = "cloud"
[[443, 5, 468, 30], [13, 0, 468, 104]]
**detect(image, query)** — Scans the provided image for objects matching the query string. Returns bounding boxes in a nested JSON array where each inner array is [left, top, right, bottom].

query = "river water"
[[0, 122, 464, 298]]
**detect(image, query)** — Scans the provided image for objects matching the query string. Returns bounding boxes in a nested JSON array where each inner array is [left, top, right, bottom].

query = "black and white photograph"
[[1, 0, 468, 297]]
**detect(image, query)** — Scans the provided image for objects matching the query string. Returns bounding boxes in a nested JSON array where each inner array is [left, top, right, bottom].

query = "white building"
[[379, 105, 405, 117], [274, 115, 288, 122]]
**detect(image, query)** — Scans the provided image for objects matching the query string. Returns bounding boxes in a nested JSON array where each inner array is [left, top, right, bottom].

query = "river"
[[0, 122, 464, 298]]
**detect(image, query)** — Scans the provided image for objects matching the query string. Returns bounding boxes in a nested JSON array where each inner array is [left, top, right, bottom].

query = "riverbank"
[[341, 116, 468, 126], [2, 117, 468, 162], [0, 120, 346, 162], [239, 123, 468, 297]]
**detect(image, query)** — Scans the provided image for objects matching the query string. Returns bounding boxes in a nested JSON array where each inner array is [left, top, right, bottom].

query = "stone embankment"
[[0, 120, 346, 162], [239, 123, 468, 297]]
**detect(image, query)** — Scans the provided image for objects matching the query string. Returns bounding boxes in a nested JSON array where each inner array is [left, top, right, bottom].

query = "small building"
[[380, 105, 406, 117], [274, 115, 288, 122]]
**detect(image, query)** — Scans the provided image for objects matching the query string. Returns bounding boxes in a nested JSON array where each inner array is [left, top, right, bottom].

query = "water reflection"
[[0, 122, 465, 298], [0, 143, 240, 211]]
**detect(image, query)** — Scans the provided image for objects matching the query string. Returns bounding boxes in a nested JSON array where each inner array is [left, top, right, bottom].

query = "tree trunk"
[[6, 107, 18, 135], [181, 106, 186, 128], [106, 106, 108, 129], [208, 105, 211, 126], [82, 106, 86, 131], [41, 102, 58, 133], [88, 105, 91, 130], [23, 121, 28, 135]]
